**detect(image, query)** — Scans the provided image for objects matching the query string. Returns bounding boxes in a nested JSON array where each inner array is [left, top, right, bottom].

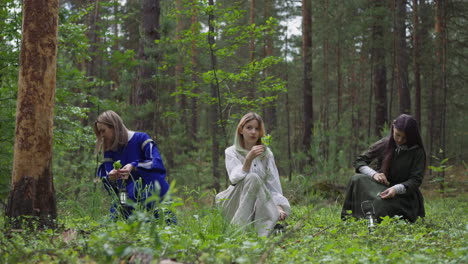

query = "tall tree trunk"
[[208, 0, 220, 192], [124, 0, 141, 106], [135, 0, 160, 131], [263, 0, 277, 131], [359, 48, 368, 139], [395, 0, 411, 114], [371, 0, 388, 137], [175, 0, 188, 135], [6, 0, 59, 229], [302, 0, 313, 151], [349, 49, 359, 159], [419, 0, 432, 167], [87, 0, 101, 82], [190, 0, 199, 141], [322, 0, 330, 159], [249, 0, 256, 100], [412, 0, 422, 125], [336, 42, 342, 122], [284, 1, 293, 180], [368, 52, 374, 138], [432, 0, 447, 183], [285, 40, 292, 181], [110, 0, 120, 91]]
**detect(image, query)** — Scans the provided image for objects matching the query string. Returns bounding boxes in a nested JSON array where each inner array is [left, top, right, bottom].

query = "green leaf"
[[261, 134, 272, 146], [113, 160, 122, 170]]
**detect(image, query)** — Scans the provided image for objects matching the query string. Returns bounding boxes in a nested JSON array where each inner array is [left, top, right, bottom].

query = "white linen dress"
[[215, 145, 291, 236]]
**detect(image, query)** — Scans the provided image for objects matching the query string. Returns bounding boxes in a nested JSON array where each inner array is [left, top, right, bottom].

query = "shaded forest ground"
[[0, 166, 466, 263]]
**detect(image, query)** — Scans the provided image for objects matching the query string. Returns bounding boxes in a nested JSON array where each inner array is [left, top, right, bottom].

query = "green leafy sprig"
[[113, 160, 122, 170], [261, 134, 272, 146]]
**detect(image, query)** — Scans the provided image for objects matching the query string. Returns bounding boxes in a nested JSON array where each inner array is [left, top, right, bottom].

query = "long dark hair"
[[381, 114, 425, 176]]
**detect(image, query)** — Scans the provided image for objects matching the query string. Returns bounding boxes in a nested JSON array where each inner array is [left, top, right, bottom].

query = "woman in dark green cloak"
[[341, 114, 426, 223]]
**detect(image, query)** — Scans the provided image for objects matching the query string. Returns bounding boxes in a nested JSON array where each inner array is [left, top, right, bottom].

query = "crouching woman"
[[94, 110, 175, 223], [216, 113, 290, 236], [341, 114, 426, 223]]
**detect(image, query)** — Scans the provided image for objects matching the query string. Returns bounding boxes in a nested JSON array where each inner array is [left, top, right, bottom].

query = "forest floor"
[[0, 168, 467, 263]]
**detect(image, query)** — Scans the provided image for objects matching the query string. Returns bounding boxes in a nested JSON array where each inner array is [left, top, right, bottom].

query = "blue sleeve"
[[130, 134, 169, 198], [97, 152, 118, 195], [96, 162, 117, 194], [97, 151, 114, 178], [132, 140, 166, 174]]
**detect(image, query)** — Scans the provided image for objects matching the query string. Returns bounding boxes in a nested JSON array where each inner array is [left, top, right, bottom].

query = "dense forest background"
[[0, 0, 467, 206], [0, 0, 467, 263]]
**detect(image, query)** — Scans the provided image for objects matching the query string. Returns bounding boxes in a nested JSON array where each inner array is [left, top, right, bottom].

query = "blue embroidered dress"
[[97, 131, 169, 216]]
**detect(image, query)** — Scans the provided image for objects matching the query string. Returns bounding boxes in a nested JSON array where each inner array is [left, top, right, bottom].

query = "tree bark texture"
[[190, 0, 199, 141], [248, 0, 256, 100], [175, 0, 188, 136], [371, 0, 388, 136], [336, 41, 342, 122], [86, 0, 101, 81], [412, 0, 422, 125], [321, 0, 330, 159], [263, 0, 277, 131], [395, 0, 411, 114], [110, 0, 120, 91], [430, 0, 447, 179], [209, 0, 220, 192], [135, 0, 160, 131], [349, 51, 358, 158], [6, 0, 59, 229], [124, 0, 141, 106], [302, 0, 313, 150]]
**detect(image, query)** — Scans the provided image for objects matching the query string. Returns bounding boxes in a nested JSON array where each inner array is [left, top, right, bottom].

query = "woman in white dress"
[[216, 113, 290, 236]]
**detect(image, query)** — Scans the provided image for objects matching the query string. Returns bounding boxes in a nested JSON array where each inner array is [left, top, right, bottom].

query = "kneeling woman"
[[95, 110, 174, 222], [342, 114, 426, 223], [216, 113, 290, 236]]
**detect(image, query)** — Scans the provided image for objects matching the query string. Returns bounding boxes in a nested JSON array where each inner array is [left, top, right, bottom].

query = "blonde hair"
[[94, 110, 129, 153], [235, 112, 266, 149]]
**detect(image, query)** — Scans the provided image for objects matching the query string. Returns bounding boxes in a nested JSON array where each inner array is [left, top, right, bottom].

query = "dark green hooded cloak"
[[341, 137, 426, 222]]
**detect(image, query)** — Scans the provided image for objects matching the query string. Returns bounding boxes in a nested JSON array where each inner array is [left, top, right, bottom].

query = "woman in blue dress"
[[94, 110, 174, 222]]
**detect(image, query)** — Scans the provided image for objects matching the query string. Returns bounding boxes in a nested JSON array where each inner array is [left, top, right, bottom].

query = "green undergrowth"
[[0, 193, 467, 263]]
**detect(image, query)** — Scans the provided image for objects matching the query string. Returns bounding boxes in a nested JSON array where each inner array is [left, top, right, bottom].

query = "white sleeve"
[[265, 151, 291, 215], [225, 148, 248, 185], [393, 183, 407, 194], [359, 166, 377, 177]]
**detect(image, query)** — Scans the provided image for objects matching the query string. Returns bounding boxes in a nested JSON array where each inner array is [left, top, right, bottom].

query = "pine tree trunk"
[[322, 0, 330, 159], [249, 0, 256, 100], [135, 0, 160, 131], [125, 0, 141, 106], [208, 0, 220, 192], [190, 0, 199, 141], [283, 2, 293, 180], [175, 0, 188, 135], [371, 0, 388, 136], [419, 0, 433, 169], [302, 0, 313, 151], [349, 50, 359, 159], [412, 0, 422, 125], [336, 43, 342, 122], [395, 0, 411, 114], [87, 0, 101, 82], [6, 0, 59, 229], [110, 0, 120, 91], [263, 0, 277, 131], [432, 0, 447, 184]]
